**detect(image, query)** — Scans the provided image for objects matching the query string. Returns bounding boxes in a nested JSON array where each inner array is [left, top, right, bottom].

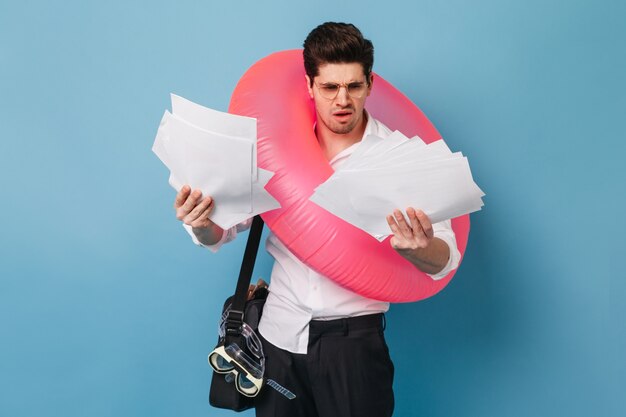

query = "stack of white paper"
[[310, 131, 485, 240], [152, 94, 280, 229]]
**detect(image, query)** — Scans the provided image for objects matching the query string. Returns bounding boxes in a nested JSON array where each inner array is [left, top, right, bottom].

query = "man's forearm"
[[192, 224, 225, 246], [396, 237, 450, 275]]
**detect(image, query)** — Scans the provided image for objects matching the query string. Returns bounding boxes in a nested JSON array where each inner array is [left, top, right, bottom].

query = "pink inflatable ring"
[[228, 50, 469, 303]]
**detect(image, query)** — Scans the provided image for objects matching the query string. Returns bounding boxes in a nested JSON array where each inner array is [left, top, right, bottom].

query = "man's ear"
[[305, 75, 314, 98], [367, 74, 374, 97]]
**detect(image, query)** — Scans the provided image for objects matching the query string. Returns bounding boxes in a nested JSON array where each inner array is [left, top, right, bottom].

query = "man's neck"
[[316, 111, 368, 161]]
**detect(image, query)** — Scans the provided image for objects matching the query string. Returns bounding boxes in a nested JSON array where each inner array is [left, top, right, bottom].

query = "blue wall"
[[1, 0, 623, 416]]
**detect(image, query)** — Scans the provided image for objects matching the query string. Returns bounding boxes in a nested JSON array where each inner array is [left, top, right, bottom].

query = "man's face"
[[306, 62, 373, 136]]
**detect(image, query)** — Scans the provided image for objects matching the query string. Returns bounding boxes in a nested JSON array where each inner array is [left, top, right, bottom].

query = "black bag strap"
[[224, 215, 265, 341]]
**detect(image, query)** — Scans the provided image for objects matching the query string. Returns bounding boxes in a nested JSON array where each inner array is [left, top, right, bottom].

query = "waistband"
[[309, 313, 386, 335]]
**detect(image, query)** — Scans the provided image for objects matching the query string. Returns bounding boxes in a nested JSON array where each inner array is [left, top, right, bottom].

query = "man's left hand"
[[386, 207, 433, 252], [386, 207, 450, 275]]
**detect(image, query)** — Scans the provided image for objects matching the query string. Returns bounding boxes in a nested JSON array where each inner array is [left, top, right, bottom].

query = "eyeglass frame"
[[313, 79, 371, 100]]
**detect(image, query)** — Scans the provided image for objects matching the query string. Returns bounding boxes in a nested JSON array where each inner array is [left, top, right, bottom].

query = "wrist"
[[192, 224, 224, 246], [396, 238, 448, 274]]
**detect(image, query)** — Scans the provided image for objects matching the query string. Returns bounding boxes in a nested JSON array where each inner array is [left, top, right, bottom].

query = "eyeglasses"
[[314, 80, 369, 100]]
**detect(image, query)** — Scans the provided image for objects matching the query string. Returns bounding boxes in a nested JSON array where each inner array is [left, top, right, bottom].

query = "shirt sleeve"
[[182, 217, 254, 253], [427, 219, 461, 280]]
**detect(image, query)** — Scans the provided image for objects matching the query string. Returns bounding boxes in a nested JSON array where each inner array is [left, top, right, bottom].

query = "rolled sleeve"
[[427, 219, 461, 280]]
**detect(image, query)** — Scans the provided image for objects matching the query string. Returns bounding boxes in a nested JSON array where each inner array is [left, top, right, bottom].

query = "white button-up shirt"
[[185, 115, 461, 353]]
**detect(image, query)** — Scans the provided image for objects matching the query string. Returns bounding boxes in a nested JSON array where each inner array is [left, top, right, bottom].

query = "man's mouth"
[[333, 110, 353, 118]]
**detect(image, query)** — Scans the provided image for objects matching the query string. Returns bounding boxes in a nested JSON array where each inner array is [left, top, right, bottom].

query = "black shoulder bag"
[[209, 215, 267, 411]]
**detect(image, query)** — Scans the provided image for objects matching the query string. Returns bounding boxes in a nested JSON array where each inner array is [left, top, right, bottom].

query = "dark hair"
[[303, 22, 374, 86]]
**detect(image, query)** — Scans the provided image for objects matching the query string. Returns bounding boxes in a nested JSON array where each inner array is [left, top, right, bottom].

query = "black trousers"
[[255, 313, 395, 417]]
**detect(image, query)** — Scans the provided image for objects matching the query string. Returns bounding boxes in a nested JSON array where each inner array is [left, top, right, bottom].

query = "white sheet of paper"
[[348, 158, 481, 232], [211, 168, 281, 229], [152, 111, 186, 190], [310, 134, 484, 238], [153, 98, 282, 230], [345, 136, 442, 171], [171, 94, 258, 181], [341, 132, 406, 171], [152, 111, 174, 169], [161, 111, 254, 212]]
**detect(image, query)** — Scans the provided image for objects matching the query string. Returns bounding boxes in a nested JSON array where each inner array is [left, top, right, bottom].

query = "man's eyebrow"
[[318, 80, 365, 85]]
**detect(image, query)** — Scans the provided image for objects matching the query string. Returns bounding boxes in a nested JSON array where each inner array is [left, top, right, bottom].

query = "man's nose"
[[335, 86, 350, 105]]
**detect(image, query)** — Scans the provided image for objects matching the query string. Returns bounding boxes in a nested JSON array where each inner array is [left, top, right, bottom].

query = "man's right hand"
[[174, 185, 224, 245]]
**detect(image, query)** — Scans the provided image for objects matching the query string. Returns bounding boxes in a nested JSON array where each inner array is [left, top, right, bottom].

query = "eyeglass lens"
[[317, 82, 367, 99]]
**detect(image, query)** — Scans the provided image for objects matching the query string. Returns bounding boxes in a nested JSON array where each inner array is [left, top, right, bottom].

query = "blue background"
[[1, 0, 624, 416]]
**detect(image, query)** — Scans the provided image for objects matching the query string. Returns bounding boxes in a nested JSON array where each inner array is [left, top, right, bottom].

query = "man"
[[174, 22, 460, 417]]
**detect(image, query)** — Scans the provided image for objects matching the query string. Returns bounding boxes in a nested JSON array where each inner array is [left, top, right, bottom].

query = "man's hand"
[[386, 207, 449, 275], [174, 185, 215, 228], [386, 207, 434, 251], [174, 185, 224, 245]]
